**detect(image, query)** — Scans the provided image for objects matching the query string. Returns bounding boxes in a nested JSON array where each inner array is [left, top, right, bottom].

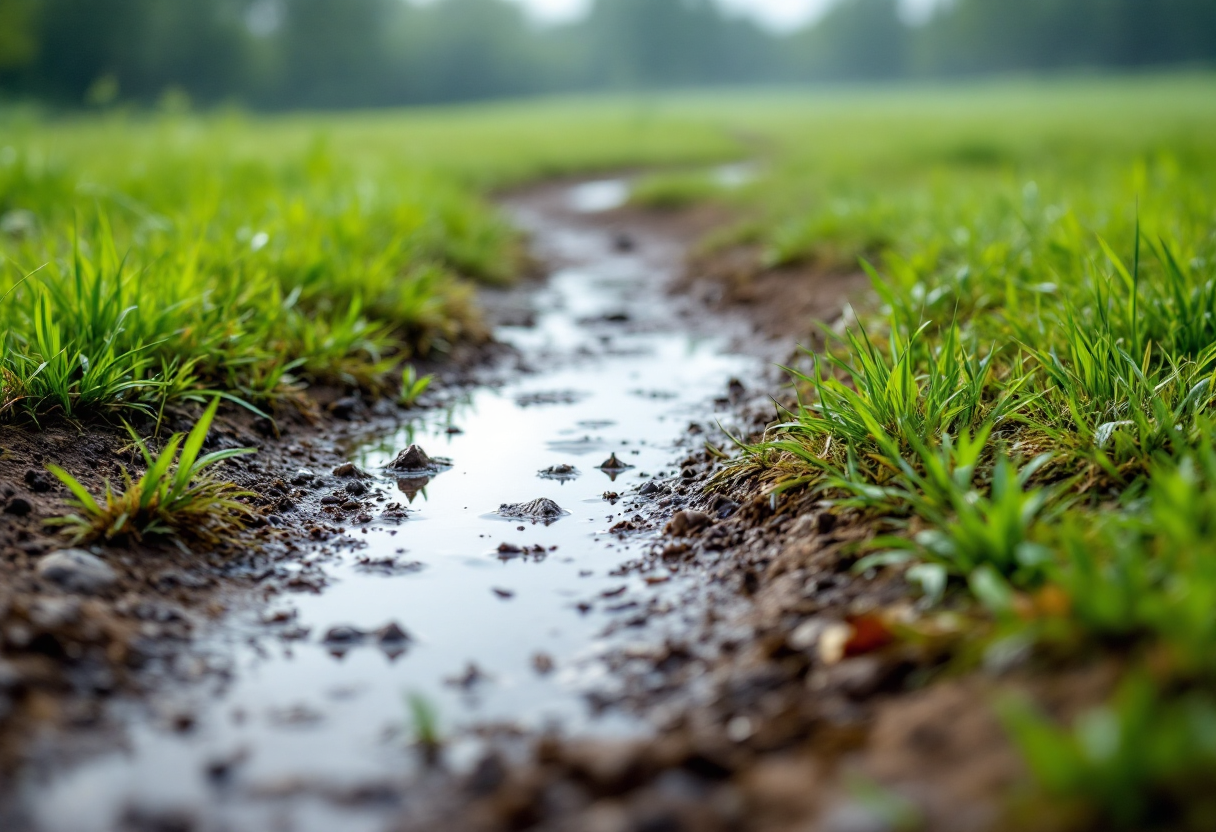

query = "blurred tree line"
[[0, 0, 1213, 109]]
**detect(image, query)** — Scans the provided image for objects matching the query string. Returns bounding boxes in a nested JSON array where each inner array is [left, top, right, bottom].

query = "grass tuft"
[[46, 398, 254, 545]]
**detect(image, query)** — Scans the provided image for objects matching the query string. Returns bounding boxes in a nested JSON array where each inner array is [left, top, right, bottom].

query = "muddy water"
[[13, 182, 763, 832]]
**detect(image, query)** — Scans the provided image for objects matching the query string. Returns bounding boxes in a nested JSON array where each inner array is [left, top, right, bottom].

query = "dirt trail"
[[0, 177, 778, 832], [1, 175, 1049, 832]]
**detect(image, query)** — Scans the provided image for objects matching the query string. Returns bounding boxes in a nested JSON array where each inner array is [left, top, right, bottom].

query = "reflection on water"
[[15, 183, 762, 832], [567, 178, 630, 213]]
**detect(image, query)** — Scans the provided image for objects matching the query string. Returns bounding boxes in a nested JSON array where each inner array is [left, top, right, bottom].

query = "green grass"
[[690, 73, 1216, 828], [0, 99, 740, 419], [8, 74, 1216, 826], [47, 397, 253, 545]]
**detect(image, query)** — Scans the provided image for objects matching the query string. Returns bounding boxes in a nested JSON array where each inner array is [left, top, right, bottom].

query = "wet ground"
[[6, 180, 771, 832]]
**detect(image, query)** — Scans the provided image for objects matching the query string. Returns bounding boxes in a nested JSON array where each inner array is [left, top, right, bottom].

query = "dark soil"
[[0, 341, 510, 781]]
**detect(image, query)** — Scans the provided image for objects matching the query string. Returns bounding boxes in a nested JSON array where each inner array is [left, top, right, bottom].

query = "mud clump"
[[388, 445, 449, 474], [598, 453, 634, 472], [4, 496, 32, 516], [332, 463, 371, 479], [497, 498, 567, 522], [538, 464, 580, 481], [664, 509, 712, 537]]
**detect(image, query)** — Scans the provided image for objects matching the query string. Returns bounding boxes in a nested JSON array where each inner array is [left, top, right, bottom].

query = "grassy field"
[[0, 100, 738, 420], [6, 73, 1216, 826], [693, 74, 1216, 829]]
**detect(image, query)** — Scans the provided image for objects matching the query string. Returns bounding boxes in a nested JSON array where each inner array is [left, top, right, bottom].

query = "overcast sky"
[[506, 0, 943, 30]]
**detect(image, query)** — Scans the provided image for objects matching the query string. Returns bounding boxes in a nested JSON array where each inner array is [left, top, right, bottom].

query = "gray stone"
[[37, 549, 118, 594], [497, 498, 566, 521]]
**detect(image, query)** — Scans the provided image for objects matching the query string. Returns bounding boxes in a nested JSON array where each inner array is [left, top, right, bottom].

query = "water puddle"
[[12, 181, 764, 832], [567, 178, 630, 213]]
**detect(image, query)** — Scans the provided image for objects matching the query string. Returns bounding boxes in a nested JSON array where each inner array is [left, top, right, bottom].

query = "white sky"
[[507, 0, 944, 30]]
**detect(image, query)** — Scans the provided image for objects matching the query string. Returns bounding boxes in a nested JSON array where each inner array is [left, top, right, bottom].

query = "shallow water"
[[13, 181, 764, 832]]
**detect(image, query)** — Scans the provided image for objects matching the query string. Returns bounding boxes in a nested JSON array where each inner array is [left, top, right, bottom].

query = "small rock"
[[613, 232, 636, 252], [639, 481, 660, 496], [388, 445, 436, 472], [321, 495, 342, 505], [29, 597, 81, 629], [664, 510, 711, 537], [329, 396, 363, 420], [4, 497, 32, 517], [497, 498, 567, 521], [714, 499, 740, 519], [492, 587, 515, 599], [445, 662, 490, 689], [37, 549, 118, 594], [374, 621, 411, 644], [598, 453, 634, 471], [0, 660, 25, 693], [465, 752, 507, 796], [332, 463, 369, 479], [538, 463, 580, 480], [24, 469, 53, 493], [344, 480, 368, 496], [322, 625, 365, 644], [340, 500, 361, 511], [532, 653, 555, 675]]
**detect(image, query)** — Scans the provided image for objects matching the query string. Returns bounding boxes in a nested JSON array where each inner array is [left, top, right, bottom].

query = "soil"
[[680, 242, 872, 352], [0, 180, 1108, 832], [0, 341, 510, 781]]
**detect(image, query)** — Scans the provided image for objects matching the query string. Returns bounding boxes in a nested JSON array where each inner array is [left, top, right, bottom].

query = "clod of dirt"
[[388, 444, 448, 473], [328, 396, 364, 420], [497, 498, 567, 522], [598, 453, 634, 472], [36, 549, 118, 594], [332, 463, 371, 479], [4, 496, 32, 516], [374, 621, 411, 645], [664, 509, 712, 537], [445, 662, 490, 690], [322, 625, 365, 644], [538, 463, 580, 480], [24, 469, 53, 493]]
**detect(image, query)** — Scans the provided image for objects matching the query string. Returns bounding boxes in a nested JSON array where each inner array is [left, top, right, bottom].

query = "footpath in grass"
[[5, 75, 1216, 828]]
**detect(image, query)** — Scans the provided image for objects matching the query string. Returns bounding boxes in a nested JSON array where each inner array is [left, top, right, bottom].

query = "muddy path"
[[1, 177, 795, 832]]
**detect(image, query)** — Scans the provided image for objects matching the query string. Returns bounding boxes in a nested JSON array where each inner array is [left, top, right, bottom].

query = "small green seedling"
[[406, 692, 442, 765], [399, 365, 435, 408]]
